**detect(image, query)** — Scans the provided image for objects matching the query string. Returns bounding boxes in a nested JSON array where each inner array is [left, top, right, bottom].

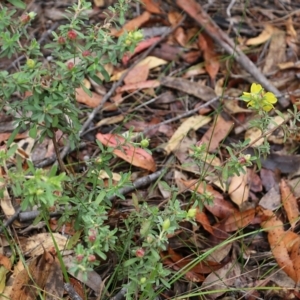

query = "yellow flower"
[[240, 83, 277, 112], [262, 92, 277, 112]]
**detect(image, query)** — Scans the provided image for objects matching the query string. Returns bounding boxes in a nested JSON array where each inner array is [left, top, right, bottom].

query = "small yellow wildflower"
[[240, 83, 277, 112]]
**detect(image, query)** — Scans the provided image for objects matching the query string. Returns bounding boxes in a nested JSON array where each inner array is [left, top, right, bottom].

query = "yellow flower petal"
[[247, 100, 256, 107], [250, 83, 263, 94], [264, 92, 277, 104], [262, 104, 273, 112]]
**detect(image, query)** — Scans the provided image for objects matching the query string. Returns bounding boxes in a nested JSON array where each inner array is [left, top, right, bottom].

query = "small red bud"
[[76, 254, 84, 262], [67, 30, 77, 40], [20, 14, 30, 24], [67, 62, 74, 70], [57, 36, 66, 44], [88, 234, 96, 242], [135, 248, 145, 258], [82, 50, 91, 57], [88, 254, 96, 262]]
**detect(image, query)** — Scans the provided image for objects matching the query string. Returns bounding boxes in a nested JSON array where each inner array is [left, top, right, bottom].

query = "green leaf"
[[29, 124, 37, 139], [124, 258, 139, 267], [80, 82, 92, 97], [7, 0, 26, 9], [7, 127, 20, 147], [6, 144, 18, 158], [89, 74, 102, 86]]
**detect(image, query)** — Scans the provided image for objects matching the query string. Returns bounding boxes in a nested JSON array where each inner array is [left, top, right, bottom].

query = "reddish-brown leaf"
[[198, 33, 220, 81], [117, 80, 160, 93], [122, 37, 161, 65], [115, 11, 151, 37], [280, 179, 299, 229], [180, 179, 237, 218], [220, 209, 255, 232], [261, 208, 297, 283], [96, 133, 156, 172], [195, 208, 214, 235], [198, 115, 233, 152], [0, 253, 12, 271], [141, 0, 161, 14]]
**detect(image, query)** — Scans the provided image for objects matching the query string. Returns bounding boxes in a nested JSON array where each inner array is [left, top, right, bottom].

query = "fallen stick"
[[176, 0, 289, 108]]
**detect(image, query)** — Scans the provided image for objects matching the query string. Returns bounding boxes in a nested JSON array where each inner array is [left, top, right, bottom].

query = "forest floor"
[[2, 0, 300, 299]]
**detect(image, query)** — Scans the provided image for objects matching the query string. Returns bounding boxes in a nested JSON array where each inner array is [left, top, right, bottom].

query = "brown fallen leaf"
[[180, 179, 238, 218], [117, 80, 160, 93], [96, 133, 156, 172], [280, 179, 299, 229], [220, 208, 255, 232], [246, 24, 274, 46], [10, 250, 55, 300], [228, 166, 249, 208], [198, 33, 220, 81], [261, 208, 297, 283], [262, 29, 286, 74], [114, 11, 151, 37], [198, 115, 233, 152], [0, 254, 12, 271], [75, 87, 103, 108], [141, 0, 161, 14], [124, 64, 149, 85], [201, 261, 241, 299], [195, 208, 214, 235], [164, 115, 211, 155], [160, 77, 216, 101]]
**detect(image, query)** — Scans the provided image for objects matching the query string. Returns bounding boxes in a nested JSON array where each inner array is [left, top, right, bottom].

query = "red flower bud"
[[135, 248, 145, 258], [67, 62, 74, 70], [82, 50, 91, 57], [58, 36, 66, 44], [76, 254, 84, 262], [88, 254, 96, 262], [88, 234, 96, 242], [20, 14, 30, 24], [67, 30, 77, 40]]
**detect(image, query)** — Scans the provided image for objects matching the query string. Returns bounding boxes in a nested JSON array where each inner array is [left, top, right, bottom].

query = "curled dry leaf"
[[96, 133, 156, 172], [261, 208, 297, 283], [228, 166, 249, 208], [246, 24, 274, 46], [10, 250, 55, 300], [280, 179, 299, 229]]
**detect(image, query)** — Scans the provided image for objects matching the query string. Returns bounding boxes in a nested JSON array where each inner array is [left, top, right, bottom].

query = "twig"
[[0, 207, 21, 233], [52, 129, 69, 174], [176, 0, 289, 107], [110, 287, 127, 300], [64, 283, 83, 300], [19, 211, 62, 223]]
